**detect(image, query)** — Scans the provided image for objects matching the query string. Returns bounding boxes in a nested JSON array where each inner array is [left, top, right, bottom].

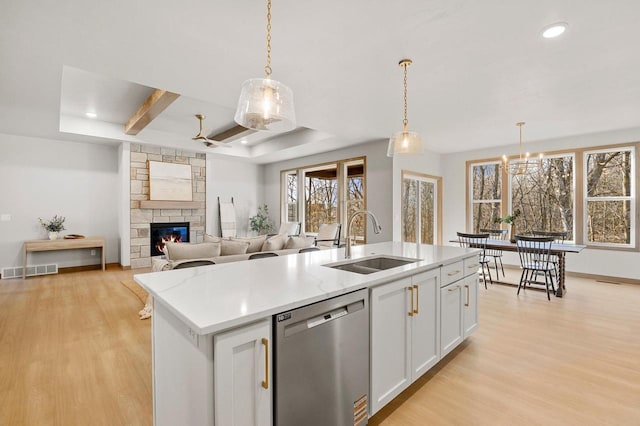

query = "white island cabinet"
[[370, 268, 440, 415], [136, 242, 480, 425], [214, 320, 272, 426]]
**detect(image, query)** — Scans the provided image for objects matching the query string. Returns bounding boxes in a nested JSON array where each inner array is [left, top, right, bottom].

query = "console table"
[[23, 237, 106, 279]]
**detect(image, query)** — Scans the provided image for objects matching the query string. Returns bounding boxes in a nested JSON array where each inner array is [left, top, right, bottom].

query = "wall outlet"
[[90, 250, 96, 256], [186, 327, 199, 346], [0, 214, 10, 222]]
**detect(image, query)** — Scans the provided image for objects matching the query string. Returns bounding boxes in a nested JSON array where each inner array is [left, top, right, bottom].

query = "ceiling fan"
[[192, 114, 231, 148]]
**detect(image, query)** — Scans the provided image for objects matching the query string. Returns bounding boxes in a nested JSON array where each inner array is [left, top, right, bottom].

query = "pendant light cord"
[[265, 0, 272, 78], [402, 62, 408, 130]]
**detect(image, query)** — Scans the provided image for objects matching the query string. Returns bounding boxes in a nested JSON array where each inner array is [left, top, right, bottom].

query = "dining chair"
[[299, 247, 320, 253], [456, 232, 493, 288], [515, 235, 556, 300], [314, 223, 342, 248], [173, 260, 216, 269], [532, 230, 567, 281], [479, 228, 508, 278], [248, 252, 279, 260]]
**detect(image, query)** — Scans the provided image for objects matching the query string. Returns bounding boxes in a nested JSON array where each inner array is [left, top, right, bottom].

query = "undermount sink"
[[324, 255, 421, 275]]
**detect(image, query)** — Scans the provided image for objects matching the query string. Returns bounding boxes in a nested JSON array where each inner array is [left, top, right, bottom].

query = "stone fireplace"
[[129, 144, 206, 269]]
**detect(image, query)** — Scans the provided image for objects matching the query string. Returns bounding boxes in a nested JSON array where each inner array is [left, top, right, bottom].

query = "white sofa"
[[151, 233, 320, 272]]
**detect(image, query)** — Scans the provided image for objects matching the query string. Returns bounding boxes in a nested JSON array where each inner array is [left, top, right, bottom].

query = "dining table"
[[450, 239, 586, 297]]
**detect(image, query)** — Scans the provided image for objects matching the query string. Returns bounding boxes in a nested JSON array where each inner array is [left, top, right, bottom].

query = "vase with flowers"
[[494, 209, 521, 243], [39, 215, 66, 240]]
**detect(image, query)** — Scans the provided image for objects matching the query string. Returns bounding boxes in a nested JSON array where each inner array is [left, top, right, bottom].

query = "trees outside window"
[[402, 172, 439, 244], [282, 157, 366, 243], [285, 171, 298, 222], [468, 143, 637, 250], [585, 148, 635, 246], [470, 163, 501, 233], [510, 155, 574, 239], [305, 166, 338, 233]]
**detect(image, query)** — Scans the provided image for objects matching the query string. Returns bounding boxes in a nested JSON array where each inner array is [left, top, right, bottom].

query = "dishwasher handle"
[[283, 299, 366, 337]]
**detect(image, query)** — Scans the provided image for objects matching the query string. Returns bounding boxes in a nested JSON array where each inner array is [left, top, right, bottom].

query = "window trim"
[[468, 160, 502, 232], [583, 146, 636, 248]]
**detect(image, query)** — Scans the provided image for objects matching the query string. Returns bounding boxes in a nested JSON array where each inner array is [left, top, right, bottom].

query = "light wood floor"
[[1, 268, 639, 425]]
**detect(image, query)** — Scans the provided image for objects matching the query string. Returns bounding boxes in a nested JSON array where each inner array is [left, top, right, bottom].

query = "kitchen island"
[[135, 242, 480, 425]]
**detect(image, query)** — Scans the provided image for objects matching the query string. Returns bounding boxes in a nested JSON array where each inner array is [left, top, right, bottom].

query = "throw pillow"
[[285, 235, 315, 249], [220, 239, 251, 256], [204, 234, 223, 243], [165, 242, 221, 261], [261, 234, 287, 251], [230, 235, 267, 253]]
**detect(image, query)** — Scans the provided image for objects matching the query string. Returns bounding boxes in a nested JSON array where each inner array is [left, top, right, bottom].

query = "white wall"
[[206, 154, 263, 237], [262, 140, 393, 243], [118, 142, 130, 267], [0, 133, 120, 270], [441, 126, 640, 280]]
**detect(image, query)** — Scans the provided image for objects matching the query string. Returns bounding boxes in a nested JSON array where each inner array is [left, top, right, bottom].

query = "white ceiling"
[[2, 0, 640, 163]]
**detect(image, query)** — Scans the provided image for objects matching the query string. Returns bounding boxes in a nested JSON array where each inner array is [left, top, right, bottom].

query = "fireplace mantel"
[[139, 200, 202, 209]]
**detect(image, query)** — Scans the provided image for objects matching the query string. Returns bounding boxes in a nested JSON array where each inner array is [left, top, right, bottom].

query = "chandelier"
[[234, 0, 296, 132], [502, 122, 542, 176], [387, 59, 423, 156]]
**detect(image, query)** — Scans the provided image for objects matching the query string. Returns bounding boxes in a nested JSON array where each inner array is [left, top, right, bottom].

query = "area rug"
[[120, 280, 152, 320]]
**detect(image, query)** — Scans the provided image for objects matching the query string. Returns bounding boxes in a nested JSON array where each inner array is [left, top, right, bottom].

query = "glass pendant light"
[[388, 59, 423, 156], [234, 0, 296, 132]]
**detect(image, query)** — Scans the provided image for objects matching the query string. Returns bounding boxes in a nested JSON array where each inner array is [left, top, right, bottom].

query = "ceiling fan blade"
[[203, 140, 232, 148]]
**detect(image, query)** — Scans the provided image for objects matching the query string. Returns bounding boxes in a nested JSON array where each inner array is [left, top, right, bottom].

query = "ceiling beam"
[[124, 89, 180, 135]]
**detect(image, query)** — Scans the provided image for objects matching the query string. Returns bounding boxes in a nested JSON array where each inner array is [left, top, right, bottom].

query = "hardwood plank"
[[124, 89, 179, 135], [0, 267, 639, 425]]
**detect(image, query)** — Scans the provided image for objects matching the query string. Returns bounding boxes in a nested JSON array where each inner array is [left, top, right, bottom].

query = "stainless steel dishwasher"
[[274, 288, 369, 426]]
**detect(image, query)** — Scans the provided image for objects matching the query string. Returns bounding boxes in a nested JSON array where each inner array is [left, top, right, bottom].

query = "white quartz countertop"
[[134, 241, 477, 335]]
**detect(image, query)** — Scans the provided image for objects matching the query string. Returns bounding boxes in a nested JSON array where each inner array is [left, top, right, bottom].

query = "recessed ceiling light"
[[240, 139, 248, 144], [542, 22, 568, 39], [85, 112, 97, 118]]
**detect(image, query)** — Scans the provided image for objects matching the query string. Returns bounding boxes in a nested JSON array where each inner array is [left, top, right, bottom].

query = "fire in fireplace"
[[150, 222, 190, 256]]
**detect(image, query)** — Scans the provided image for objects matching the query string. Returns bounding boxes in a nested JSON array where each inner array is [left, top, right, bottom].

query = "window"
[[281, 157, 366, 243], [470, 162, 501, 233], [345, 161, 366, 243], [284, 170, 298, 222], [467, 142, 638, 250], [584, 147, 635, 246], [402, 172, 440, 244], [510, 154, 574, 240], [304, 164, 338, 233]]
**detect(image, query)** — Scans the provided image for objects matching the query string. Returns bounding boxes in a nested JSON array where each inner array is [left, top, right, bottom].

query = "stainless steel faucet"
[[344, 210, 382, 259]]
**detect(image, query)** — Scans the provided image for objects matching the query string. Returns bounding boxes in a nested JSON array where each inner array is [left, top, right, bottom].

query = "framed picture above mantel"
[[148, 161, 192, 201]]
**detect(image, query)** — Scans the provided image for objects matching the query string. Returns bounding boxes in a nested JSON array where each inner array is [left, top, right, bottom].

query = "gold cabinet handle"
[[261, 338, 269, 389], [447, 270, 461, 276], [413, 284, 419, 314], [448, 284, 460, 292], [467, 264, 479, 269], [407, 286, 414, 316], [465, 285, 470, 307]]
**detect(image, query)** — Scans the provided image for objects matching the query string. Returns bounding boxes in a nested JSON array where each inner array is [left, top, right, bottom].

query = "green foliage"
[[494, 209, 521, 225], [249, 204, 273, 235], [39, 215, 66, 232]]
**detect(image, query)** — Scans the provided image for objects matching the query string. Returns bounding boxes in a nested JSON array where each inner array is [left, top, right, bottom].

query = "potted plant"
[[39, 215, 66, 240], [249, 204, 273, 235], [494, 209, 521, 243]]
